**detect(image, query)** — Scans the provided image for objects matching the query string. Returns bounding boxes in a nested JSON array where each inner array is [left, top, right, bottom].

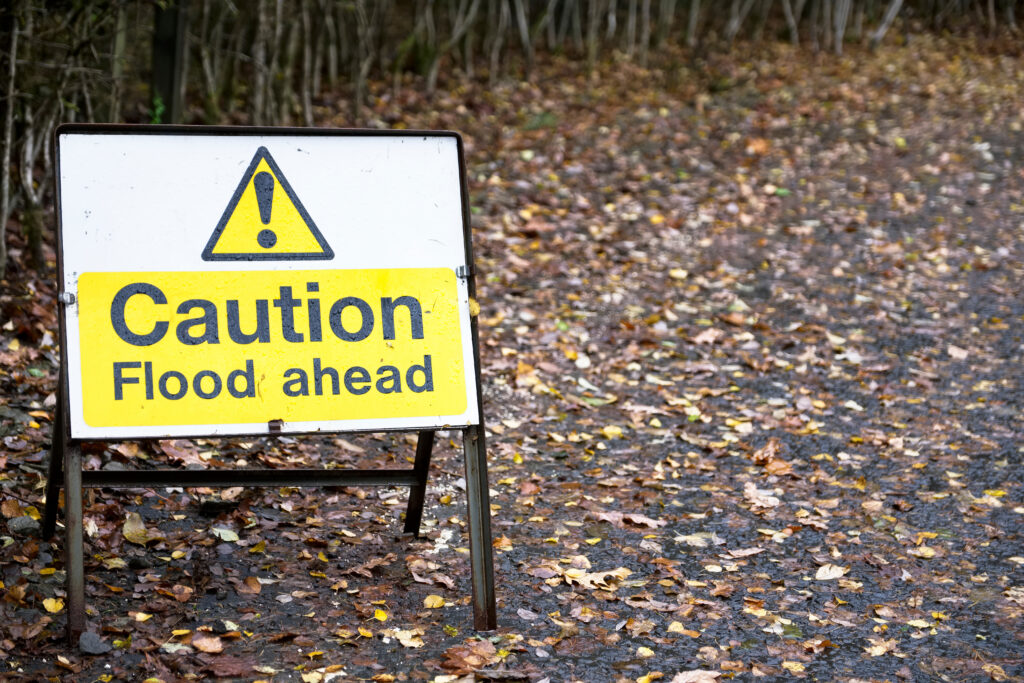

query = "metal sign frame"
[[43, 124, 495, 641]]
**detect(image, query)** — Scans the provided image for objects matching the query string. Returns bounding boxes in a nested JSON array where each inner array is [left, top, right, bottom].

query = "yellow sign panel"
[[202, 147, 333, 261], [77, 268, 465, 427]]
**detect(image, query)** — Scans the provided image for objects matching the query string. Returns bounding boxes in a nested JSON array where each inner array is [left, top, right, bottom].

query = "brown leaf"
[[203, 655, 252, 677], [237, 576, 262, 595], [752, 439, 783, 465], [587, 510, 667, 529], [171, 584, 194, 602], [342, 553, 396, 578], [442, 639, 499, 674], [1, 500, 23, 518]]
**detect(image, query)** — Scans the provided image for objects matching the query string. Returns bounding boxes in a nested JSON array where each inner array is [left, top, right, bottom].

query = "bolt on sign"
[[46, 125, 495, 640]]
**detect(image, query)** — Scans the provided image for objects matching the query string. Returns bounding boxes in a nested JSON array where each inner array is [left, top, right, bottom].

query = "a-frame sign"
[[44, 125, 495, 641]]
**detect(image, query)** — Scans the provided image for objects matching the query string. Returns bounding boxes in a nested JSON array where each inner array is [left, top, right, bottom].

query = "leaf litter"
[[1, 36, 1023, 682]]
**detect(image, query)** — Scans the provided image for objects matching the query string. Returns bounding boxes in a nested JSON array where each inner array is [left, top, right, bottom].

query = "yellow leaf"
[[123, 512, 158, 546], [600, 425, 624, 440], [909, 546, 936, 559], [906, 619, 932, 629], [585, 537, 602, 545], [249, 540, 266, 554], [132, 611, 153, 622], [669, 268, 689, 280], [43, 598, 64, 613], [373, 609, 388, 622], [424, 595, 445, 609], [667, 621, 687, 633], [984, 489, 1006, 497], [468, 297, 480, 317], [358, 627, 373, 638], [782, 661, 805, 673], [637, 646, 655, 658], [172, 629, 191, 637], [211, 527, 239, 542]]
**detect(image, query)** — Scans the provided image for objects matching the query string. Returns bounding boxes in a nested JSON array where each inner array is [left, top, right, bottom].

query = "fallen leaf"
[[384, 627, 425, 648], [670, 671, 721, 683], [192, 634, 224, 654], [237, 576, 262, 595], [123, 512, 162, 546], [743, 482, 780, 509], [815, 564, 848, 581], [948, 344, 969, 360], [424, 595, 445, 609], [864, 637, 897, 656], [43, 598, 64, 613]]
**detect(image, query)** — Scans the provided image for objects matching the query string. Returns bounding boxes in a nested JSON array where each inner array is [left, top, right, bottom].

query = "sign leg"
[[42, 397, 65, 539], [462, 424, 496, 631], [403, 430, 435, 537], [64, 439, 86, 642]]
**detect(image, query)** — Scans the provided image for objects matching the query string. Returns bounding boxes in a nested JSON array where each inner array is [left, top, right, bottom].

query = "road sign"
[[48, 126, 495, 640], [57, 127, 480, 439]]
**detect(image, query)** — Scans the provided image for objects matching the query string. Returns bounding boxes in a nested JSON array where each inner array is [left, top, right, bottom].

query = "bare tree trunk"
[[427, 0, 481, 93], [0, 2, 20, 282], [251, 0, 269, 125], [586, 0, 603, 75], [511, 0, 534, 79], [488, 0, 510, 86], [1007, 0, 1020, 33], [869, 0, 904, 48], [782, 0, 800, 44], [640, 0, 652, 65], [753, 0, 774, 42], [834, 0, 851, 54], [686, 0, 701, 47], [821, 0, 832, 52], [323, 0, 339, 87], [625, 0, 637, 57], [301, 0, 314, 126], [108, 3, 127, 121], [725, 0, 757, 42], [656, 0, 678, 47], [808, 0, 820, 51]]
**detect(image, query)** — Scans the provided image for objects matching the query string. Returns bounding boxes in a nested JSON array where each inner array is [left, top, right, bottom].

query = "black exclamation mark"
[[254, 171, 276, 248]]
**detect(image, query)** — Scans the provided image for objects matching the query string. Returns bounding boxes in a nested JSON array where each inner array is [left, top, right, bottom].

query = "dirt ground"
[[1, 36, 1022, 682]]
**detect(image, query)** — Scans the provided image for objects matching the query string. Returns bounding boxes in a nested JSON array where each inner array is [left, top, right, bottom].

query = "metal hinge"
[[456, 265, 474, 280], [58, 291, 76, 305]]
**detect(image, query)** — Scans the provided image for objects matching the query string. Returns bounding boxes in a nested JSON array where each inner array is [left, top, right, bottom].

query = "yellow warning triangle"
[[203, 147, 333, 261]]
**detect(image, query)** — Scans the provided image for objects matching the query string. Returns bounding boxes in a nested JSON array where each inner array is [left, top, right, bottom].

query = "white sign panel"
[[57, 127, 480, 440]]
